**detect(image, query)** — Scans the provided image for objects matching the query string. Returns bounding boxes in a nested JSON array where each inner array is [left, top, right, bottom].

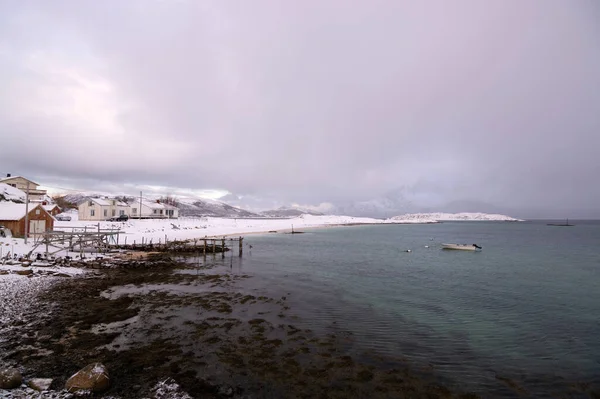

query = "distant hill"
[[176, 197, 260, 218], [260, 207, 324, 217]]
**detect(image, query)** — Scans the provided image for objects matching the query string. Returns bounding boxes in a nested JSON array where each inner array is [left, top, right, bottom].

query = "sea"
[[207, 220, 600, 398]]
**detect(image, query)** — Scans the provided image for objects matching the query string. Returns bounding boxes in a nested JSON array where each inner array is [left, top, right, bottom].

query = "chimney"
[[6, 173, 10, 177], [156, 199, 160, 203]]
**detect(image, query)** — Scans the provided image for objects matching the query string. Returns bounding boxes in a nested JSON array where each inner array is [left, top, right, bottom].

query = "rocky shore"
[[1, 252, 478, 398]]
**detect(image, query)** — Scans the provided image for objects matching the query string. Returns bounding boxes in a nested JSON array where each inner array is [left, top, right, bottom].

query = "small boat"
[[547, 219, 574, 227], [442, 243, 482, 251]]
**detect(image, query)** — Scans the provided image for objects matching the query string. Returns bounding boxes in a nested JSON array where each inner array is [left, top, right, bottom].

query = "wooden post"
[[203, 239, 207, 256], [221, 238, 225, 259], [212, 239, 216, 255], [239, 236, 243, 257]]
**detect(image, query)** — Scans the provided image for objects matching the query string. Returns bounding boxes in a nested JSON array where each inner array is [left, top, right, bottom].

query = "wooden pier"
[[27, 228, 121, 258], [112, 237, 245, 257], [26, 222, 246, 259]]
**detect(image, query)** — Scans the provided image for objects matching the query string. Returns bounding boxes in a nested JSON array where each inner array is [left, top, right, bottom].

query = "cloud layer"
[[1, 1, 599, 216]]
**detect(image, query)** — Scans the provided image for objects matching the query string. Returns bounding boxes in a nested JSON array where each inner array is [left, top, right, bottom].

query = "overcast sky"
[[1, 1, 599, 216]]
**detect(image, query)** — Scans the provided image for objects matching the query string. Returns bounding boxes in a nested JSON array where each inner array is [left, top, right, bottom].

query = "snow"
[[389, 212, 523, 222], [1, 212, 522, 262], [0, 202, 28, 220], [0, 182, 26, 203]]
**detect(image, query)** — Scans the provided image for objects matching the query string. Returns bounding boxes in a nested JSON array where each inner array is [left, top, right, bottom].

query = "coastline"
[[0, 253, 480, 398]]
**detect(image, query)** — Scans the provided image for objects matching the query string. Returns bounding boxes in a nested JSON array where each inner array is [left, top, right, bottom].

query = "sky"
[[1, 0, 599, 217]]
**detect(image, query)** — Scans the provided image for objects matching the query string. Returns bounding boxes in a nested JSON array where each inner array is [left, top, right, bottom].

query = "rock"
[[28, 378, 53, 391], [0, 367, 23, 389], [15, 269, 33, 276], [0, 270, 8, 275], [54, 273, 72, 278], [65, 363, 109, 393]]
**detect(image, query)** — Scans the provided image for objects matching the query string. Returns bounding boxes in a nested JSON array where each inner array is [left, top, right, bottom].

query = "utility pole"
[[24, 182, 30, 244], [139, 191, 142, 220]]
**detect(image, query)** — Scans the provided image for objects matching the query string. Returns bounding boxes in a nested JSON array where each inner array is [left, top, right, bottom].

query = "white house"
[[78, 198, 130, 221], [129, 200, 179, 219], [0, 174, 47, 202]]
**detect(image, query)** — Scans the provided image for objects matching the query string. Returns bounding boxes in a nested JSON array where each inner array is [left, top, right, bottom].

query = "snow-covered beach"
[[1, 212, 522, 260]]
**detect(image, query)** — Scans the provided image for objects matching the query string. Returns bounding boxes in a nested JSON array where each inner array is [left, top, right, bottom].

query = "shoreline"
[[0, 253, 480, 398]]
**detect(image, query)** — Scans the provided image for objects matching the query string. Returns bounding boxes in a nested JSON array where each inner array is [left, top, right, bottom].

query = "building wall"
[[128, 203, 179, 218], [78, 200, 130, 220], [0, 205, 54, 237], [78, 201, 108, 221]]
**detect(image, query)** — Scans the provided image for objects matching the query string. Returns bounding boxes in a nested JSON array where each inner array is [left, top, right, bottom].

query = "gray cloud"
[[1, 0, 599, 216]]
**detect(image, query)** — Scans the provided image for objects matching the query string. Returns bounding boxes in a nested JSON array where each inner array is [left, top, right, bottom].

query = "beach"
[[0, 252, 478, 398]]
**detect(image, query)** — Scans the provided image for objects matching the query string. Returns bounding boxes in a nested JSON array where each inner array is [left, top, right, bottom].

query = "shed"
[[0, 203, 54, 238], [43, 204, 62, 216]]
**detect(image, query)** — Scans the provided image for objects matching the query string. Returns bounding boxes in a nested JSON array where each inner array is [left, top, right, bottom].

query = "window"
[[9, 183, 16, 187], [119, 210, 125, 216], [132, 208, 137, 214], [91, 210, 95, 216], [35, 209, 40, 215], [104, 209, 108, 217], [160, 210, 163, 215], [112, 200, 116, 205], [112, 210, 116, 216], [89, 201, 93, 207], [153, 209, 158, 214]]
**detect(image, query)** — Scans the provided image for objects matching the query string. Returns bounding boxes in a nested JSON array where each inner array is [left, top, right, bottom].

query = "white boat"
[[442, 243, 482, 251]]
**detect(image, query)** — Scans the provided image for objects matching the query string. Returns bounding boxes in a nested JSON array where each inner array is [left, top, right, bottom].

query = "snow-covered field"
[[390, 212, 523, 223]]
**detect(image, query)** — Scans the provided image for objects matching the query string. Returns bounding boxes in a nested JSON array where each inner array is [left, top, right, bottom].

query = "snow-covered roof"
[[0, 176, 39, 186], [43, 204, 60, 211], [79, 197, 128, 207], [141, 201, 177, 210], [0, 183, 26, 202], [0, 203, 46, 221]]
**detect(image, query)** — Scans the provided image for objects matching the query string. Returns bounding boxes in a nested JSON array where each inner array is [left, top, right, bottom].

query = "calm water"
[[202, 221, 600, 397]]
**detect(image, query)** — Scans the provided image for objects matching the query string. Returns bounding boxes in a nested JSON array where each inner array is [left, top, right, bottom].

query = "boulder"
[[65, 363, 109, 393], [15, 269, 33, 276], [0, 367, 23, 389], [28, 378, 53, 391]]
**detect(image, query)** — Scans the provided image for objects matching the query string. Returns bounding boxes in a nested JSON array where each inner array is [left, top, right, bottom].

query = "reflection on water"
[[199, 221, 600, 398]]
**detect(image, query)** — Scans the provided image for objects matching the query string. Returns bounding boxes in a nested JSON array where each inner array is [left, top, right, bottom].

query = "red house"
[[0, 203, 54, 238]]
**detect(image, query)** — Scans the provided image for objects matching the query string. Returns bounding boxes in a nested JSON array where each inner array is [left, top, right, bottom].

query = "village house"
[[78, 198, 129, 221], [0, 174, 47, 202], [130, 200, 179, 219], [0, 202, 54, 237], [43, 204, 62, 216]]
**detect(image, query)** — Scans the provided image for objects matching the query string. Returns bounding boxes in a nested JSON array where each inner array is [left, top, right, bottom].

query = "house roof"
[[0, 203, 45, 221], [79, 197, 128, 207], [0, 183, 26, 202], [0, 176, 40, 186], [43, 204, 60, 211]]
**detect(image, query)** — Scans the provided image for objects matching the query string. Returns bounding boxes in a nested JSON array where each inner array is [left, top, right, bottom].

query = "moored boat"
[[442, 243, 482, 251]]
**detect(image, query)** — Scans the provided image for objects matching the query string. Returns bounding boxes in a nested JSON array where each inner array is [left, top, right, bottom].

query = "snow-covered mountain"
[[390, 212, 522, 222], [0, 183, 26, 203], [176, 197, 260, 218], [331, 188, 417, 218], [260, 207, 324, 218]]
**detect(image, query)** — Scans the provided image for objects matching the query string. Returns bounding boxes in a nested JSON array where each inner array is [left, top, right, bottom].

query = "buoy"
[[405, 249, 412, 253], [425, 245, 429, 248]]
